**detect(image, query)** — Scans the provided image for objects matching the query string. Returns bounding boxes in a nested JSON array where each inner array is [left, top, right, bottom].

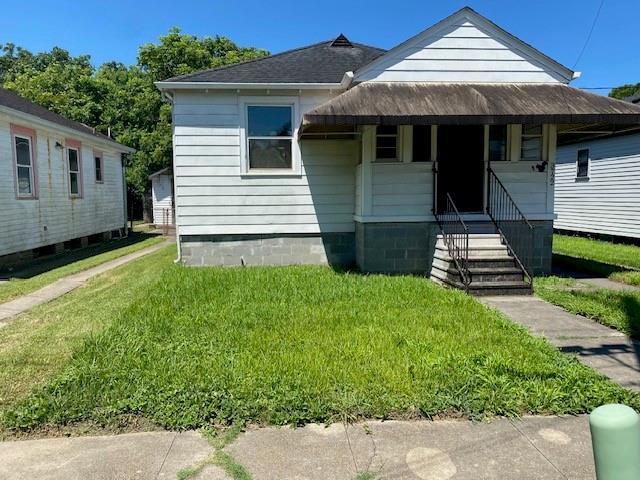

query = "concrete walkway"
[[481, 295, 640, 391], [553, 265, 640, 293], [0, 241, 170, 326], [0, 416, 594, 479], [0, 431, 223, 480]]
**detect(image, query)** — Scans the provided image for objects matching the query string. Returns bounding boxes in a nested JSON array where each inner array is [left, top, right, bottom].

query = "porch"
[[301, 82, 640, 293]]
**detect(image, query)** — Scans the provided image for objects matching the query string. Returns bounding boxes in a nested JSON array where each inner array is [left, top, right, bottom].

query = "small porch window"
[[246, 105, 293, 169], [521, 125, 543, 161], [375, 126, 399, 162], [488, 125, 508, 161], [576, 148, 589, 179], [412, 125, 431, 162]]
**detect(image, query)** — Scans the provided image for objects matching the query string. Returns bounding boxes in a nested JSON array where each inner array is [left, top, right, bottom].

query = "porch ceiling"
[[301, 83, 640, 128]]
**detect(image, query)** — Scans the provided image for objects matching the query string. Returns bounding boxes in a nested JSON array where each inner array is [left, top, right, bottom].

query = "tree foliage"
[[609, 83, 640, 100], [0, 30, 268, 193]]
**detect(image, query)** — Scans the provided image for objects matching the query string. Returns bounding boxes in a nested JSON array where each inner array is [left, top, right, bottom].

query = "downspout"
[[121, 153, 129, 237], [162, 89, 181, 264]]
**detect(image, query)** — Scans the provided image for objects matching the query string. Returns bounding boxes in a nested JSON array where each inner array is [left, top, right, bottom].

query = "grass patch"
[[0, 246, 176, 412], [0, 234, 164, 304], [554, 234, 640, 286], [535, 276, 640, 337], [2, 258, 638, 433]]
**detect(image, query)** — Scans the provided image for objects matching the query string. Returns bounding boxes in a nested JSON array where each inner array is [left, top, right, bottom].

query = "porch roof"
[[301, 83, 640, 129]]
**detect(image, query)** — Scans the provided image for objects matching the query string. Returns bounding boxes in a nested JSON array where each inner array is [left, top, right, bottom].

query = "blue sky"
[[1, 0, 638, 92]]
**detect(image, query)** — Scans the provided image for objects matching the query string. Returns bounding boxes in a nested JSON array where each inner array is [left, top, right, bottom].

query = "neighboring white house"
[[0, 87, 134, 266], [149, 167, 174, 226], [156, 7, 640, 294], [555, 94, 640, 239]]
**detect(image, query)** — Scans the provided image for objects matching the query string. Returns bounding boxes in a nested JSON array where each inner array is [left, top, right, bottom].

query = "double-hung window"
[[11, 125, 37, 199], [576, 148, 589, 179], [246, 105, 293, 170], [375, 126, 399, 162], [67, 140, 82, 197], [521, 125, 543, 161], [94, 150, 104, 183]]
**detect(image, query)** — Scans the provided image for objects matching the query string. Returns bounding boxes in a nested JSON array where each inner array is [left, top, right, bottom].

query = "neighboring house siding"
[[0, 113, 125, 257], [555, 134, 640, 238], [173, 90, 358, 236], [355, 21, 566, 84]]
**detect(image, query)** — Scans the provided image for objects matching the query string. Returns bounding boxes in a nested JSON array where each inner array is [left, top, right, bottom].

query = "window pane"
[[247, 106, 292, 137], [489, 126, 507, 161], [68, 148, 79, 171], [377, 125, 397, 136], [95, 156, 102, 181], [376, 136, 396, 148], [412, 126, 431, 162], [70, 172, 79, 195], [17, 166, 32, 194], [521, 137, 541, 161], [249, 139, 292, 168], [523, 125, 542, 136], [15, 137, 31, 166], [376, 126, 398, 161], [577, 149, 589, 177]]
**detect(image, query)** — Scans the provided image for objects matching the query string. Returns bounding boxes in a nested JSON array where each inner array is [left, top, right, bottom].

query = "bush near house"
[[2, 246, 637, 433]]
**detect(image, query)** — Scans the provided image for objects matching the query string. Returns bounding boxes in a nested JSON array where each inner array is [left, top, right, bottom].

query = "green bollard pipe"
[[589, 404, 640, 480]]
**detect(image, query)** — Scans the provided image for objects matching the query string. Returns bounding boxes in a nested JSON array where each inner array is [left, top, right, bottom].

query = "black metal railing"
[[486, 166, 534, 281], [434, 193, 471, 288]]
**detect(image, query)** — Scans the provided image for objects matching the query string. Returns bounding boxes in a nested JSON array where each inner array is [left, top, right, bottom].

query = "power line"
[[573, 0, 605, 69]]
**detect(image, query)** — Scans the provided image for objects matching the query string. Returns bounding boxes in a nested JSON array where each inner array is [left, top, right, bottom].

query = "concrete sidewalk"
[[0, 416, 595, 480], [482, 295, 640, 391], [0, 241, 171, 326]]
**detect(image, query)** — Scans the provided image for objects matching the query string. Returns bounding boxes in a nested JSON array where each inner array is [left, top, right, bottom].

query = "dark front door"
[[436, 125, 485, 214]]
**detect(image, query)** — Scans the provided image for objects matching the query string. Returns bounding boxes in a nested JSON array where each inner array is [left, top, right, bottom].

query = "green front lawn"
[[535, 276, 640, 338], [0, 234, 164, 304], [2, 246, 637, 433], [554, 234, 640, 286]]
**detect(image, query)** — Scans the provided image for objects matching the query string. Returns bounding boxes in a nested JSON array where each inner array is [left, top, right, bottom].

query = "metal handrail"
[[434, 193, 472, 288], [486, 165, 534, 281]]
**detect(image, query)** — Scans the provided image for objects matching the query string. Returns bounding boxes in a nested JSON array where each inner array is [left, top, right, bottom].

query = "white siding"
[[173, 90, 358, 235], [371, 163, 432, 217], [151, 174, 174, 225], [555, 134, 640, 238], [490, 161, 549, 216], [0, 113, 125, 257], [355, 21, 567, 84]]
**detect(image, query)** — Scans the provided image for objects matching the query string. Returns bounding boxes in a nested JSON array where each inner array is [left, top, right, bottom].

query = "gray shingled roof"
[[0, 87, 131, 150], [162, 35, 385, 84]]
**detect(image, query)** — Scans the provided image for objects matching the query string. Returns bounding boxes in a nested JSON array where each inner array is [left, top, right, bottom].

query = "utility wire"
[[573, 0, 605, 68]]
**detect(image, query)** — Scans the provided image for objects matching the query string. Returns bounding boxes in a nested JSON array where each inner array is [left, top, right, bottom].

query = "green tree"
[[610, 83, 640, 100]]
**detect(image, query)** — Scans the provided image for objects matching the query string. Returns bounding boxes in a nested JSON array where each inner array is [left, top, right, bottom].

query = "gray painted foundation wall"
[[179, 220, 553, 275]]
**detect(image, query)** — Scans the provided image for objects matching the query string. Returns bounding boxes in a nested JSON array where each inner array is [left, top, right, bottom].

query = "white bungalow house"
[[156, 7, 640, 294], [0, 87, 133, 267], [555, 94, 640, 239]]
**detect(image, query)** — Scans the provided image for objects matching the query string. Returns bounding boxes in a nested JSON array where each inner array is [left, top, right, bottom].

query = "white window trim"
[[68, 146, 82, 197], [576, 147, 590, 180], [374, 125, 403, 163], [94, 151, 104, 183], [239, 96, 301, 176], [13, 134, 36, 198]]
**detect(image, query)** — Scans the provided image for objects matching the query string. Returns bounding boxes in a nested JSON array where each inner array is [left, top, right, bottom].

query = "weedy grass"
[[0, 234, 164, 304], [2, 250, 638, 432], [536, 276, 640, 338], [553, 234, 640, 286]]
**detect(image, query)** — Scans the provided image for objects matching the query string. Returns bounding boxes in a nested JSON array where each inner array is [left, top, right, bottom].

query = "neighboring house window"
[[67, 140, 82, 197], [11, 125, 37, 199], [576, 148, 589, 179], [246, 105, 293, 169], [489, 125, 508, 161], [375, 125, 399, 162], [94, 150, 104, 183], [521, 125, 543, 161], [412, 125, 431, 162]]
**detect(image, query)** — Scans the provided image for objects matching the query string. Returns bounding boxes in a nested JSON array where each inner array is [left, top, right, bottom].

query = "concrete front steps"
[[430, 234, 532, 296]]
